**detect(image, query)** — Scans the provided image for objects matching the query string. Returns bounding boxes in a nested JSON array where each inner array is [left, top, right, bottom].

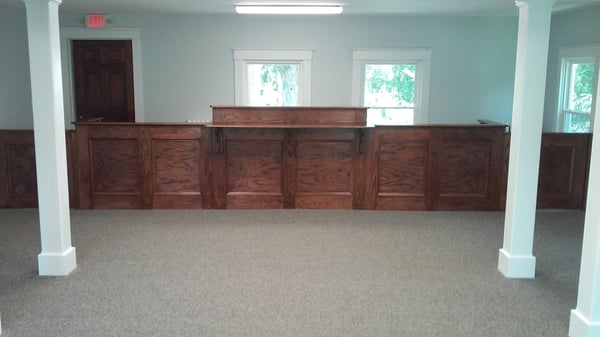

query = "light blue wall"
[[544, 4, 600, 131], [1, 8, 519, 128], [0, 8, 33, 129]]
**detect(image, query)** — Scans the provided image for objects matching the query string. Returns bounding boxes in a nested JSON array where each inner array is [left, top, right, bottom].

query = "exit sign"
[[85, 14, 107, 28]]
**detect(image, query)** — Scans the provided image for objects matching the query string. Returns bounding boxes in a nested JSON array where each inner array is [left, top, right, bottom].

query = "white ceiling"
[[3, 0, 598, 16]]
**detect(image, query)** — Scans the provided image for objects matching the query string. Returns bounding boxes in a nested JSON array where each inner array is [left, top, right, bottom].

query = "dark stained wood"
[[151, 129, 204, 209], [536, 133, 590, 209], [0, 132, 8, 208], [433, 127, 504, 210], [75, 124, 208, 209], [0, 130, 78, 208], [500, 133, 510, 211], [66, 131, 79, 209], [73, 40, 135, 122], [352, 129, 367, 209], [210, 106, 367, 128], [222, 129, 286, 209], [0, 122, 592, 211], [89, 138, 142, 208], [5, 135, 38, 208], [294, 129, 356, 209], [80, 125, 145, 209], [369, 127, 430, 210]]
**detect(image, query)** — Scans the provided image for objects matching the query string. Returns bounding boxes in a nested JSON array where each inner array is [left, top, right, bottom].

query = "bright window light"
[[235, 5, 343, 15]]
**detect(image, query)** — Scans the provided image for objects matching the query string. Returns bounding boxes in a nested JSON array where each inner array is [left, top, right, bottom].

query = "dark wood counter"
[[0, 108, 591, 210]]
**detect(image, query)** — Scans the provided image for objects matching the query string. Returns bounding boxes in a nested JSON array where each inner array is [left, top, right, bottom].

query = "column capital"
[[515, 0, 557, 9], [22, 0, 62, 5]]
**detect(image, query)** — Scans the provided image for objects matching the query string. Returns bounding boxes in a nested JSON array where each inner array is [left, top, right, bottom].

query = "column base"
[[498, 248, 536, 278], [570, 309, 600, 337], [38, 246, 77, 276]]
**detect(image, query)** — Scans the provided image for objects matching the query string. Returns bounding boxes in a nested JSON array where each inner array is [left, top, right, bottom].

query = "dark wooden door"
[[73, 40, 135, 122]]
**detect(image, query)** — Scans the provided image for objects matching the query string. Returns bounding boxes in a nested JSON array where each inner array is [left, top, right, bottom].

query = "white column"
[[569, 76, 600, 337], [498, 0, 555, 278], [23, 0, 76, 276]]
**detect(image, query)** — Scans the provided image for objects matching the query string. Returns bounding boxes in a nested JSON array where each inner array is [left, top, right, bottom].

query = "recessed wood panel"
[[225, 139, 284, 208], [434, 127, 504, 211], [227, 140, 283, 193], [90, 138, 139, 193], [296, 141, 353, 193], [538, 145, 574, 196], [378, 140, 428, 196], [370, 128, 430, 210], [152, 139, 203, 209], [439, 141, 490, 197], [536, 133, 590, 209], [153, 140, 201, 193], [6, 144, 37, 198]]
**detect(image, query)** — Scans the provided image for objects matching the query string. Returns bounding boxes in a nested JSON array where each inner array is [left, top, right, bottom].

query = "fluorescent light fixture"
[[235, 4, 343, 15]]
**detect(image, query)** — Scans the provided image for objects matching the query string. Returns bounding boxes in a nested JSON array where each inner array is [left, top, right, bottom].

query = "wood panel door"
[[73, 40, 135, 122]]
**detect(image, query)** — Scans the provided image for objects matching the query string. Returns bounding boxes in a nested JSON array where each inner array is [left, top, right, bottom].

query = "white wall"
[[2, 9, 520, 127], [544, 4, 600, 132]]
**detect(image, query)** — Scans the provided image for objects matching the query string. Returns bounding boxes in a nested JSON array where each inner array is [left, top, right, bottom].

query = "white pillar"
[[498, 0, 555, 278], [569, 73, 600, 337], [23, 0, 76, 276]]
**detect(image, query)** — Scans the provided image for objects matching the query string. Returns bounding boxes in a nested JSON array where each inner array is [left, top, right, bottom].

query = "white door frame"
[[60, 27, 144, 129]]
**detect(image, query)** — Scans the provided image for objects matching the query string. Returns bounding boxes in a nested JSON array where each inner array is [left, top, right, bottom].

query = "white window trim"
[[352, 48, 432, 124], [556, 44, 600, 132], [233, 49, 313, 106]]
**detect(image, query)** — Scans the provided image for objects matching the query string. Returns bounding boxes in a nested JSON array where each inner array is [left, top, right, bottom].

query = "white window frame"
[[557, 44, 600, 133], [233, 49, 312, 106], [352, 48, 432, 124]]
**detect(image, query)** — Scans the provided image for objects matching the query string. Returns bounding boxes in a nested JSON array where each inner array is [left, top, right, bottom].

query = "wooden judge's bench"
[[0, 106, 591, 210]]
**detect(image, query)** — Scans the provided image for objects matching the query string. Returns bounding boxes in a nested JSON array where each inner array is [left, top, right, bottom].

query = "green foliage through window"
[[365, 64, 416, 125], [247, 63, 299, 106], [568, 63, 594, 113]]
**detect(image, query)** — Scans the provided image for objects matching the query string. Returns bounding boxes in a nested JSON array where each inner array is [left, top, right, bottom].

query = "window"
[[352, 49, 431, 125], [234, 49, 312, 106], [557, 45, 600, 133]]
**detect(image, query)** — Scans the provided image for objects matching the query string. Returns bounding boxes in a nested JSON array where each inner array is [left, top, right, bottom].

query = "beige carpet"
[[0, 209, 585, 337]]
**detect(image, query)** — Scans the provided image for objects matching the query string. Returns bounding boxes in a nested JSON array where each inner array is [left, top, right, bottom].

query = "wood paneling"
[[4, 135, 38, 208], [218, 129, 286, 209], [151, 126, 207, 209], [211, 106, 366, 127], [294, 129, 356, 209], [87, 132, 145, 208], [433, 127, 504, 210], [369, 128, 429, 210], [0, 130, 79, 208], [0, 122, 591, 211], [366, 126, 504, 211], [76, 124, 207, 209], [536, 133, 590, 209]]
